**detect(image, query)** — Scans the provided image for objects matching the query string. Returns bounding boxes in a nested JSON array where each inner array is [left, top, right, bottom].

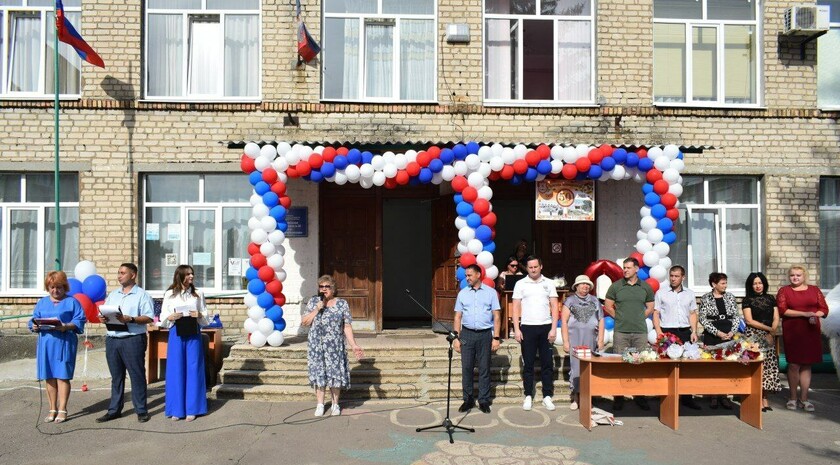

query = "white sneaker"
[[314, 404, 325, 417], [569, 400, 579, 411], [542, 396, 556, 411], [522, 396, 533, 411], [331, 404, 341, 416]]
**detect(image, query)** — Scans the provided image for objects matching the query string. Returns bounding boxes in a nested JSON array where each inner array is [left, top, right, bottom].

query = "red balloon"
[[240, 155, 255, 173], [258, 266, 275, 282], [451, 176, 468, 192], [295, 160, 311, 177], [473, 198, 490, 216], [92, 300, 104, 323], [247, 242, 260, 256], [588, 149, 604, 165], [482, 277, 496, 288], [513, 159, 528, 175], [416, 151, 431, 167], [285, 167, 299, 178], [74, 294, 98, 324], [406, 162, 421, 177], [322, 147, 337, 162], [653, 179, 669, 195], [666, 207, 679, 221], [308, 154, 324, 169], [459, 253, 476, 268], [274, 295, 286, 306], [250, 254, 267, 269], [396, 171, 410, 185], [481, 211, 497, 227], [336, 147, 349, 155], [488, 171, 501, 181], [462, 187, 478, 202], [646, 169, 662, 184], [525, 150, 540, 166], [500, 165, 515, 180], [384, 178, 397, 189], [638, 148, 648, 158], [427, 146, 441, 158], [599, 144, 614, 156], [536, 144, 551, 159], [661, 193, 678, 208], [262, 168, 278, 184], [266, 280, 283, 296], [561, 163, 578, 180], [582, 259, 624, 295], [271, 181, 287, 196], [646, 278, 661, 293], [279, 195, 292, 208], [575, 157, 591, 172], [629, 252, 645, 267]]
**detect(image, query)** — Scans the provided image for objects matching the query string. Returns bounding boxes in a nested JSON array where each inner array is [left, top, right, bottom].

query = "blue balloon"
[[262, 192, 279, 207], [612, 149, 627, 164], [270, 205, 287, 221], [249, 171, 263, 186], [347, 148, 361, 162], [738, 320, 746, 333], [638, 268, 649, 280], [440, 148, 455, 164], [524, 167, 538, 181], [320, 162, 336, 178], [254, 181, 270, 195], [257, 291, 275, 309], [466, 213, 482, 228], [456, 267, 466, 281], [600, 156, 616, 171], [556, 319, 562, 328], [245, 267, 258, 281], [82, 275, 107, 301], [575, 172, 587, 181], [248, 279, 266, 295], [536, 160, 552, 175], [274, 319, 287, 332], [456, 201, 474, 216], [642, 183, 654, 194], [651, 204, 667, 219], [510, 176, 522, 185], [310, 171, 324, 183], [277, 221, 288, 232], [677, 152, 684, 160], [466, 142, 480, 154], [419, 168, 433, 183], [483, 241, 496, 253], [428, 158, 444, 173], [348, 150, 363, 165], [638, 157, 654, 172], [409, 177, 421, 186], [68, 278, 83, 296], [657, 218, 674, 232], [626, 152, 639, 168], [333, 155, 349, 169], [663, 231, 677, 244], [459, 278, 469, 289], [266, 305, 284, 322], [588, 165, 602, 179], [475, 225, 492, 242], [453, 144, 468, 160], [644, 192, 660, 207], [604, 316, 615, 330], [453, 194, 464, 204]]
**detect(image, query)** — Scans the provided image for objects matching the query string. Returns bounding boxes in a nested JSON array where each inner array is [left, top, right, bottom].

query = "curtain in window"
[[688, 209, 718, 288], [46, 11, 81, 95], [365, 22, 393, 98], [724, 25, 754, 104], [148, 14, 184, 96], [724, 208, 757, 287], [10, 210, 37, 289], [45, 207, 79, 277], [818, 28, 840, 107], [224, 14, 258, 97], [222, 207, 249, 291], [486, 19, 515, 99], [323, 18, 359, 99], [400, 19, 433, 100], [9, 13, 40, 93], [653, 23, 686, 102], [188, 210, 216, 288], [556, 20, 590, 101], [188, 18, 222, 95]]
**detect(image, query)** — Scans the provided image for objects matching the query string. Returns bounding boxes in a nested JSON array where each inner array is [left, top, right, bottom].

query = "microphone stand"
[[404, 289, 474, 443]]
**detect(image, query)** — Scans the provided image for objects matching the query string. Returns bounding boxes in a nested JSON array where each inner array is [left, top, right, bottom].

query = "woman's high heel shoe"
[[44, 410, 57, 422]]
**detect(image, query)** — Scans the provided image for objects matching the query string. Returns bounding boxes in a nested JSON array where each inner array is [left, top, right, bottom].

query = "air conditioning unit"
[[784, 5, 830, 35]]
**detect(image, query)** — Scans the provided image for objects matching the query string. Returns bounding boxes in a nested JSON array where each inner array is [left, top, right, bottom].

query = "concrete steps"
[[210, 340, 572, 403]]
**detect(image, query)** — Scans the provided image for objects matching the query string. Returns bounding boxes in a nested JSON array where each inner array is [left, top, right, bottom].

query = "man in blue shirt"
[[453, 264, 501, 413], [96, 263, 155, 423]]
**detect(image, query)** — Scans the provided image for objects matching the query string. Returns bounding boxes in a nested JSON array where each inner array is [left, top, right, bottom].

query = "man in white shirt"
[[511, 256, 559, 411], [653, 264, 701, 410]]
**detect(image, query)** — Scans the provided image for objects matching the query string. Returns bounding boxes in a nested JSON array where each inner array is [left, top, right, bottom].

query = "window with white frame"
[[322, 0, 436, 102], [0, 173, 79, 293], [818, 1, 840, 108], [820, 178, 840, 289], [653, 0, 760, 106], [0, 0, 83, 98], [484, 0, 594, 104], [670, 176, 762, 294], [144, 0, 260, 100], [142, 173, 251, 293]]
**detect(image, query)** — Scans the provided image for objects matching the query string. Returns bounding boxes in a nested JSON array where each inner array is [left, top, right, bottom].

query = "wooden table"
[[145, 326, 223, 383], [577, 356, 763, 430]]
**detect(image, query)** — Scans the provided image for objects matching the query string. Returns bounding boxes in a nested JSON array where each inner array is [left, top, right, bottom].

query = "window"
[[0, 173, 79, 293], [820, 178, 840, 289], [818, 1, 840, 108], [0, 0, 83, 98], [653, 0, 760, 106], [670, 176, 761, 294], [484, 0, 594, 104], [322, 0, 436, 102], [142, 173, 252, 293], [144, 0, 260, 100]]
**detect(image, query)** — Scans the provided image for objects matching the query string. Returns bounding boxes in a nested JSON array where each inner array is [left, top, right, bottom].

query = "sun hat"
[[572, 275, 594, 290]]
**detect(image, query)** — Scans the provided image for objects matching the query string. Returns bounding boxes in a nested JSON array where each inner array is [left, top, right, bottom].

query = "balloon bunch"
[[67, 260, 107, 324], [451, 168, 498, 289], [240, 143, 290, 348]]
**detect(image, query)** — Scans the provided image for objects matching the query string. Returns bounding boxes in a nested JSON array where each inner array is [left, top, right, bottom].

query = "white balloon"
[[575, 144, 590, 159], [251, 229, 268, 244], [360, 177, 373, 189], [647, 146, 663, 161], [468, 172, 485, 188], [647, 228, 664, 244], [636, 239, 653, 253], [277, 142, 292, 156], [513, 144, 528, 159], [489, 156, 504, 172], [610, 164, 626, 180], [663, 144, 680, 160], [457, 242, 468, 254], [491, 143, 504, 157], [272, 156, 289, 172], [267, 330, 285, 347], [260, 215, 277, 232], [653, 241, 670, 257], [604, 329, 614, 344], [501, 147, 516, 164], [640, 206, 651, 218], [670, 158, 685, 172], [643, 250, 660, 267], [254, 156, 272, 172], [285, 150, 300, 166], [260, 144, 277, 160], [478, 163, 492, 178], [550, 159, 564, 174], [371, 155, 385, 170], [276, 269, 287, 282], [244, 317, 258, 333], [267, 253, 285, 270], [383, 163, 398, 178], [633, 171, 645, 183], [74, 260, 97, 281], [257, 317, 275, 336], [268, 230, 286, 246], [313, 145, 324, 154], [248, 217, 261, 231], [453, 161, 468, 176], [244, 292, 257, 308], [359, 163, 374, 178], [478, 145, 493, 162], [394, 153, 407, 169], [659, 256, 672, 270], [476, 251, 494, 267], [277, 172, 288, 183], [334, 171, 348, 185], [477, 186, 493, 200], [646, 318, 654, 332], [458, 227, 475, 242], [244, 142, 261, 159], [654, 156, 670, 171], [404, 150, 416, 163], [250, 193, 262, 206], [275, 244, 286, 256], [561, 146, 577, 164], [345, 164, 361, 182], [432, 172, 443, 184], [637, 230, 649, 241], [441, 165, 456, 181], [550, 145, 563, 159], [250, 330, 267, 347], [649, 265, 667, 282], [372, 171, 386, 186], [640, 216, 657, 232], [485, 265, 499, 280], [467, 239, 483, 255], [259, 242, 276, 257], [554, 331, 564, 346], [454, 216, 467, 230], [663, 168, 680, 184], [384, 151, 397, 163], [668, 183, 684, 197], [247, 306, 265, 321], [647, 329, 658, 344]]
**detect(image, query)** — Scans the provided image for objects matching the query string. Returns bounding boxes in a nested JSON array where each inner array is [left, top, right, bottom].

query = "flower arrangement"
[[654, 332, 683, 359], [618, 334, 763, 364], [621, 347, 658, 364], [699, 334, 764, 363]]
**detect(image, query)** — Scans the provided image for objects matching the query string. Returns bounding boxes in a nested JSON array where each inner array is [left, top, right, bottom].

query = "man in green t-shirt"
[[605, 257, 655, 411]]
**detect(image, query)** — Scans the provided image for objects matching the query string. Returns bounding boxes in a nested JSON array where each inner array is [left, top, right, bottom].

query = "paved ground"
[[1, 348, 839, 465]]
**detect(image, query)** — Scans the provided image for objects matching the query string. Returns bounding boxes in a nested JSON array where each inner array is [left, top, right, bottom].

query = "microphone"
[[318, 292, 326, 313]]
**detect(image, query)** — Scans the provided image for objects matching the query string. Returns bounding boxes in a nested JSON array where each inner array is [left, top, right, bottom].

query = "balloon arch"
[[239, 142, 686, 347]]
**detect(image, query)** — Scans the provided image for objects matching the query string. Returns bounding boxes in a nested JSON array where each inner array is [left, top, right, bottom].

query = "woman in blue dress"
[[301, 275, 364, 416], [29, 271, 86, 423], [160, 265, 209, 421], [560, 275, 604, 411]]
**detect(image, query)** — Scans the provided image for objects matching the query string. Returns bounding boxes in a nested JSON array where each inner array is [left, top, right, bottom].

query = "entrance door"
[[535, 219, 596, 281], [431, 196, 459, 324], [382, 198, 431, 328]]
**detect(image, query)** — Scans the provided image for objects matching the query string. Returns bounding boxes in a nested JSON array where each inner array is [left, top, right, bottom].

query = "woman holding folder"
[[29, 271, 86, 423], [160, 265, 209, 421]]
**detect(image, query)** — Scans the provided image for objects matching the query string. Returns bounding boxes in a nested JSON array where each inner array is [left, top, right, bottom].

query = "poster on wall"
[[535, 179, 595, 221]]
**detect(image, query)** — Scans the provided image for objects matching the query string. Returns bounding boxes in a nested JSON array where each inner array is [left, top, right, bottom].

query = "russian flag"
[[55, 0, 104, 68]]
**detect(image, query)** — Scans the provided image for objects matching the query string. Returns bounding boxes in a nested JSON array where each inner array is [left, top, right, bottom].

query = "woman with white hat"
[[561, 274, 605, 410]]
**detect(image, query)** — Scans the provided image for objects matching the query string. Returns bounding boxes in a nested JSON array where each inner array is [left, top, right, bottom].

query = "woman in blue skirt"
[[160, 265, 209, 421], [29, 271, 86, 423]]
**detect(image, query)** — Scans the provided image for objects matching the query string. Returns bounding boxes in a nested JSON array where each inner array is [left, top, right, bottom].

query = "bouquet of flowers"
[[681, 342, 702, 360], [700, 334, 764, 363], [654, 332, 683, 359], [622, 347, 659, 364]]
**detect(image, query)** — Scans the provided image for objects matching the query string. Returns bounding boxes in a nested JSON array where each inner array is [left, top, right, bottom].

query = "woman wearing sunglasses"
[[301, 275, 364, 416]]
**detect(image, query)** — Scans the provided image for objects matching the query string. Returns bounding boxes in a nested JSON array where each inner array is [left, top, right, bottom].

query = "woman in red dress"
[[776, 265, 829, 412]]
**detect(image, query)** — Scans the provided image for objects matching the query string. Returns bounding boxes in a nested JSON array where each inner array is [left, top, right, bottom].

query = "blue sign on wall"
[[285, 207, 308, 237]]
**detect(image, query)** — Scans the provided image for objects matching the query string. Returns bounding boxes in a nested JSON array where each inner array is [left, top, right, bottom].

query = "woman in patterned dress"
[[301, 275, 364, 417], [699, 272, 742, 409], [560, 275, 604, 411], [741, 272, 781, 411]]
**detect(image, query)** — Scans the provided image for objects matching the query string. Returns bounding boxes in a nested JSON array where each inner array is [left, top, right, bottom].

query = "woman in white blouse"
[[159, 265, 209, 421]]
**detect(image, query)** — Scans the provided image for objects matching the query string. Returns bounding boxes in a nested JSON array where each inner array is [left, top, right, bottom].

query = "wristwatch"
[[130, 316, 136, 324], [493, 336, 501, 341]]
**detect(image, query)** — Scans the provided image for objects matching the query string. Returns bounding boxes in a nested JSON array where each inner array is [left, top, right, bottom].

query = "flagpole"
[[53, 6, 62, 271]]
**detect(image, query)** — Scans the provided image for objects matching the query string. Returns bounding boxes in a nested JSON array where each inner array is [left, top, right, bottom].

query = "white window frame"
[[819, 177, 840, 291], [321, 1, 438, 103], [653, 0, 763, 108], [143, 0, 262, 102], [141, 174, 250, 296], [0, 173, 79, 296], [678, 176, 763, 296], [482, 0, 596, 107], [0, 0, 82, 100], [817, 1, 840, 110]]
